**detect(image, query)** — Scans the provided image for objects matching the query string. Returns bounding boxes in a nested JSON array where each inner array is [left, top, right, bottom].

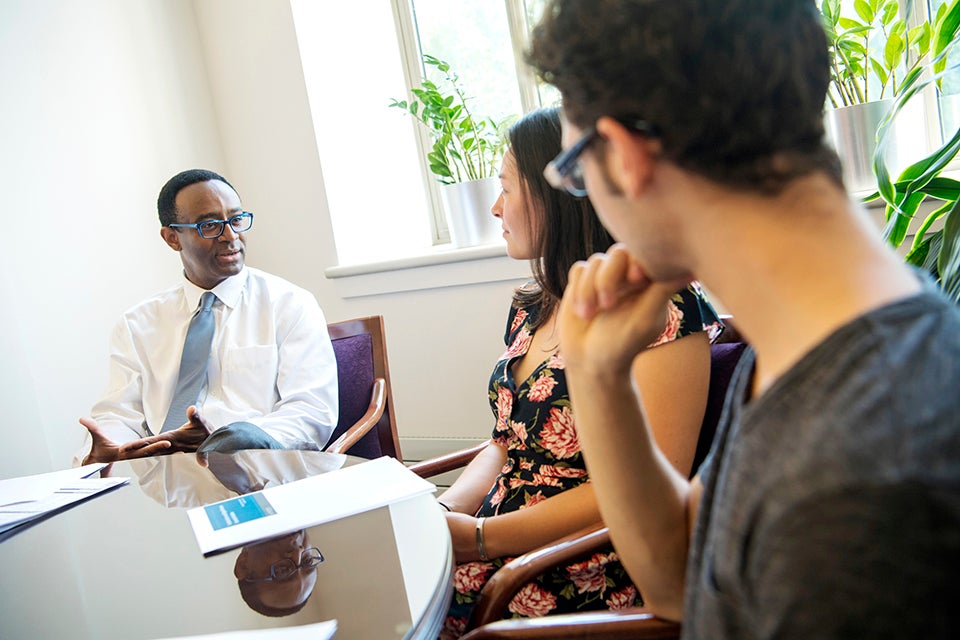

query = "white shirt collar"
[[181, 267, 248, 311]]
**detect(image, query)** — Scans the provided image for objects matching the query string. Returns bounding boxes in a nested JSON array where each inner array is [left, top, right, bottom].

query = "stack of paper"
[[186, 456, 436, 556], [0, 464, 129, 536]]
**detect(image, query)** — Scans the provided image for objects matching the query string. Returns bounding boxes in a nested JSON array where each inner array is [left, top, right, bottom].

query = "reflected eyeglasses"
[[543, 120, 660, 197], [242, 547, 324, 583], [168, 212, 254, 239]]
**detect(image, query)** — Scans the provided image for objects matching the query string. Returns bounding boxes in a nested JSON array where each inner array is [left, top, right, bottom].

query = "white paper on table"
[[187, 456, 436, 556], [0, 463, 108, 502], [153, 619, 337, 640], [0, 464, 127, 534]]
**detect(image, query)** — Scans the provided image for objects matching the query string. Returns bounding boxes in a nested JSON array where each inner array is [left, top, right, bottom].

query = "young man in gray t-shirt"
[[526, 0, 960, 637]]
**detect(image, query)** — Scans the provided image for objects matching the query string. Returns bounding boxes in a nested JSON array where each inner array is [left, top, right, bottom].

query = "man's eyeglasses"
[[168, 212, 254, 239], [242, 547, 324, 583], [543, 120, 660, 197]]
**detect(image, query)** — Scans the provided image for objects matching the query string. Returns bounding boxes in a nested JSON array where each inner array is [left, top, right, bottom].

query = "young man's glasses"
[[168, 212, 254, 239], [544, 120, 660, 197], [242, 547, 324, 583]]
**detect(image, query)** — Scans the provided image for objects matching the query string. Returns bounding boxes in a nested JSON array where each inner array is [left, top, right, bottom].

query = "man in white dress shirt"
[[76, 169, 338, 464]]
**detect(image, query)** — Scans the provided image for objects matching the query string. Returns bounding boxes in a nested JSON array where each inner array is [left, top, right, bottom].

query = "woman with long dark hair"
[[437, 107, 722, 638]]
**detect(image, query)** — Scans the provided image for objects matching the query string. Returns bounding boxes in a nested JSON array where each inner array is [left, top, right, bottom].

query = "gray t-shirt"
[[684, 288, 960, 639]]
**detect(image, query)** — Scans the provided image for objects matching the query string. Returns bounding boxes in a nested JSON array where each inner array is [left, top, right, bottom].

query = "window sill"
[[324, 242, 530, 298]]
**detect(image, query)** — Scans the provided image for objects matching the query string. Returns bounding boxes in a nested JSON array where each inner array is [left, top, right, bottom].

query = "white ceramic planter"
[[824, 99, 929, 194], [440, 177, 503, 248]]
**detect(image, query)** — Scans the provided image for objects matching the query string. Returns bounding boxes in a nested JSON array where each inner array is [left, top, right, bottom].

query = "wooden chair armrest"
[[467, 523, 610, 630], [323, 378, 386, 455], [407, 439, 492, 478], [461, 607, 681, 640]]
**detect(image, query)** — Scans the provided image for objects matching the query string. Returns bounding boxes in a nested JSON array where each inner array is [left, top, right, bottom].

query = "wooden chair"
[[322, 315, 402, 460], [407, 439, 490, 478]]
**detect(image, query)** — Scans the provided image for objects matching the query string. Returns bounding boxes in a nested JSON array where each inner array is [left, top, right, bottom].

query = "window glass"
[[296, 1, 957, 268], [523, 0, 561, 107], [411, 1, 522, 127], [930, 0, 960, 140], [290, 1, 434, 266]]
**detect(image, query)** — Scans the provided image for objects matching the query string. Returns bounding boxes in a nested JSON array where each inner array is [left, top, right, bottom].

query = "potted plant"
[[819, 0, 960, 192], [867, 30, 960, 303], [390, 54, 512, 247]]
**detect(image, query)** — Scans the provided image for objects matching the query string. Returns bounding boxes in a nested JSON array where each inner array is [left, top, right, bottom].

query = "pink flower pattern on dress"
[[540, 406, 580, 459], [510, 308, 528, 333], [494, 387, 514, 434], [537, 464, 588, 479], [489, 480, 507, 508], [605, 585, 639, 610], [567, 552, 617, 594], [499, 327, 533, 361], [529, 474, 563, 488], [510, 420, 528, 448], [454, 562, 495, 594], [546, 352, 565, 369], [648, 300, 684, 347], [508, 583, 558, 617], [527, 372, 559, 402], [439, 616, 467, 640], [520, 490, 547, 509]]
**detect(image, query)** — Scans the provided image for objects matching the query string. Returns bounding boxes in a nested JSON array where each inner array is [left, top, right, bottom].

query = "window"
[[291, 1, 551, 268], [930, 0, 960, 140], [296, 2, 956, 269], [394, 0, 557, 245], [290, 1, 434, 267]]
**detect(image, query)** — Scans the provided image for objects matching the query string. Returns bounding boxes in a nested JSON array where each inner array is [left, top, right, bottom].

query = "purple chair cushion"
[[329, 333, 383, 459], [691, 341, 748, 477]]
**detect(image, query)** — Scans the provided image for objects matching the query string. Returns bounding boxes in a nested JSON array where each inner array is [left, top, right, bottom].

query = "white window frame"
[[388, 0, 545, 246], [908, 0, 957, 155]]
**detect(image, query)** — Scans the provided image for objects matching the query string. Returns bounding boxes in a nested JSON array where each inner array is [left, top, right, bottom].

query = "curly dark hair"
[[508, 107, 615, 327], [157, 168, 238, 227], [528, 0, 843, 193]]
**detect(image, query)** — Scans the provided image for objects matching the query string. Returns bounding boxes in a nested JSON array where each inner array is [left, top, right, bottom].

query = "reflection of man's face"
[[235, 530, 320, 616]]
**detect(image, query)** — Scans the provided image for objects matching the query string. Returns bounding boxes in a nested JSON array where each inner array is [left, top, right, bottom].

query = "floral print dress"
[[440, 284, 722, 639]]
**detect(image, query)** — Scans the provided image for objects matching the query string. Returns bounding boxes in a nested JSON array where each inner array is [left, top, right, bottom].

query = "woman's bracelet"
[[476, 516, 490, 561], [437, 500, 452, 512]]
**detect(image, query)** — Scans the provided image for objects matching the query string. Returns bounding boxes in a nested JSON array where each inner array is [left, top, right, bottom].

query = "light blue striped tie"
[[160, 292, 217, 433]]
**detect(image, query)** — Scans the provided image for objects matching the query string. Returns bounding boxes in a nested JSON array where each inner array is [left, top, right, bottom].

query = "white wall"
[[0, 0, 521, 479]]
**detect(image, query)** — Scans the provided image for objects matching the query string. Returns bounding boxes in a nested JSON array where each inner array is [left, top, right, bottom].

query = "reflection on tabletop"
[[107, 450, 347, 509], [235, 529, 324, 617]]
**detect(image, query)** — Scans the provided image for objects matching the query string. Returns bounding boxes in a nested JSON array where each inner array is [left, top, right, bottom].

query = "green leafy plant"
[[390, 54, 509, 184], [867, 36, 960, 302], [820, 0, 960, 106]]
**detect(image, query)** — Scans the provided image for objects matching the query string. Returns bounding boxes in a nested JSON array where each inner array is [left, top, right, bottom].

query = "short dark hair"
[[509, 107, 615, 326], [157, 169, 238, 226], [528, 0, 843, 193]]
